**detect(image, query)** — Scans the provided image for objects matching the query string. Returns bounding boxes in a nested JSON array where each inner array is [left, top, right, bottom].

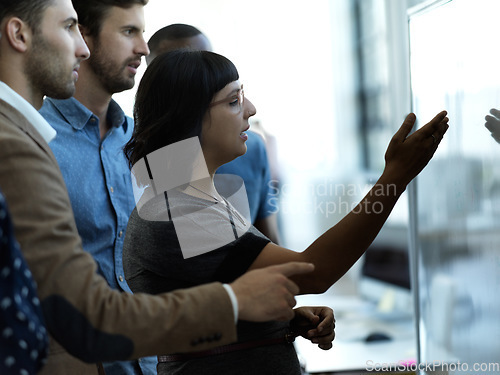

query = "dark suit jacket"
[[0, 100, 236, 374]]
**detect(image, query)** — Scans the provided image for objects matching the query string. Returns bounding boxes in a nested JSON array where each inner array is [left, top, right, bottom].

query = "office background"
[[115, 0, 500, 373]]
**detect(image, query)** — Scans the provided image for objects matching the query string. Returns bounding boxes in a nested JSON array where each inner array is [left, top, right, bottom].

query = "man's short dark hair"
[[71, 0, 148, 38], [0, 0, 54, 34], [148, 24, 203, 53]]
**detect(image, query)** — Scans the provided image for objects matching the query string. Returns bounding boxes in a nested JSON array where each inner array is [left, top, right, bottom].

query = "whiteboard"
[[409, 0, 500, 373]]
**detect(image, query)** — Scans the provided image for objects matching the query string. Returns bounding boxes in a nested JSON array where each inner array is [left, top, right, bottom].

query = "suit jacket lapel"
[[0, 99, 58, 165]]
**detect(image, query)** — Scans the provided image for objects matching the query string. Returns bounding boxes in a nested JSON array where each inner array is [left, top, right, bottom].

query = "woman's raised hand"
[[382, 110, 449, 191]]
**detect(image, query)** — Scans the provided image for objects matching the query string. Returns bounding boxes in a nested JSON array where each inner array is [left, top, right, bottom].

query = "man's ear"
[[5, 17, 31, 53]]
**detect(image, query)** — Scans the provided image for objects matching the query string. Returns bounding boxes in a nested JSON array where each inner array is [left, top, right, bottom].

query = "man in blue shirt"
[[40, 0, 155, 373]]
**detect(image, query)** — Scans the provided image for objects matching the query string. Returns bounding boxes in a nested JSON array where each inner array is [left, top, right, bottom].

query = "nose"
[[244, 98, 257, 118], [76, 29, 90, 60], [135, 34, 150, 57]]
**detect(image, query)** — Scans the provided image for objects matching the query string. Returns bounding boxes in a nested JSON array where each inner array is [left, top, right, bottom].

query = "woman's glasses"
[[209, 85, 244, 111]]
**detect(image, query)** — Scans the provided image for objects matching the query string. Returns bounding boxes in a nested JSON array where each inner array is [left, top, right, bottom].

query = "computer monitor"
[[362, 245, 410, 290]]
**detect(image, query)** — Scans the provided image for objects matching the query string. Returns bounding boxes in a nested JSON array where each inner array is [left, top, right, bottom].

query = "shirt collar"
[[0, 81, 56, 143], [44, 97, 128, 133]]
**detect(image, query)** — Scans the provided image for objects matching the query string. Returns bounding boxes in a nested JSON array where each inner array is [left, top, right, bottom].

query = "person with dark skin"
[[123, 49, 449, 374]]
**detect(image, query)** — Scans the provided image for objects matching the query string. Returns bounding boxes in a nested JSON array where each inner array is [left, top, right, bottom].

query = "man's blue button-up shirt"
[[40, 97, 156, 375]]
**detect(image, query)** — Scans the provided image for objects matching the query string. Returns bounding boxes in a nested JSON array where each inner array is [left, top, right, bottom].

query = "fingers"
[[485, 115, 499, 130], [392, 111, 447, 147], [300, 307, 335, 350], [266, 277, 300, 322], [417, 110, 449, 139], [485, 114, 500, 131], [423, 110, 448, 133], [383, 110, 450, 189], [490, 108, 500, 118], [318, 342, 333, 350], [392, 113, 416, 142], [284, 287, 298, 309], [232, 265, 307, 322], [429, 117, 449, 147], [271, 265, 315, 321], [308, 324, 335, 350], [401, 111, 448, 150], [316, 310, 335, 332], [283, 278, 300, 299], [485, 109, 500, 144], [293, 306, 318, 323], [271, 261, 315, 278]]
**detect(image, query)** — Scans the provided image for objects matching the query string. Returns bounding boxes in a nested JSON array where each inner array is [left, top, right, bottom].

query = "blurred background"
[[115, 0, 500, 373]]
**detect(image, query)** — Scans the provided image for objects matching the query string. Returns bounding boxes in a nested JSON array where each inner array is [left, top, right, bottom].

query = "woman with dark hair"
[[123, 50, 449, 374], [125, 50, 237, 169]]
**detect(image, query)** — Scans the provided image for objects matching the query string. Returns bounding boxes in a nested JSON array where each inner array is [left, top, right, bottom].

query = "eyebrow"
[[62, 17, 78, 25], [121, 25, 144, 32], [226, 87, 242, 98]]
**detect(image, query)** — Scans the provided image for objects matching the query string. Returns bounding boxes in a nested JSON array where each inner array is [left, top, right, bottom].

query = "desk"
[[295, 295, 417, 374]]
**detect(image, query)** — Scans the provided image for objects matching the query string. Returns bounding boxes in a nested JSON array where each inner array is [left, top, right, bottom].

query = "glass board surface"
[[409, 0, 500, 373]]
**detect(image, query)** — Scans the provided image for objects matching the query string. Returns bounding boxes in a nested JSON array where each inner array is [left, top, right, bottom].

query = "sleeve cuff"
[[222, 284, 238, 323]]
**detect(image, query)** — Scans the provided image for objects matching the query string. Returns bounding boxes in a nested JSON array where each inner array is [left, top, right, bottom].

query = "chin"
[[222, 150, 245, 166], [236, 149, 247, 159], [45, 85, 76, 100]]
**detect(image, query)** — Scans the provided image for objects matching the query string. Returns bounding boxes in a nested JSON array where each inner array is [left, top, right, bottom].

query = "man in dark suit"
[[0, 189, 48, 375], [0, 0, 314, 373]]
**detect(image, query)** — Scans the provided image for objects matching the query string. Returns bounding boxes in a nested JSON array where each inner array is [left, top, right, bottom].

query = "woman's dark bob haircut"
[[124, 49, 239, 169]]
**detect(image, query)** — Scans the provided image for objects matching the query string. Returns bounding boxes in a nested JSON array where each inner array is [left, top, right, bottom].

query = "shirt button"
[[110, 186, 114, 193], [119, 230, 123, 237], [119, 276, 124, 282], [90, 117, 96, 123]]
